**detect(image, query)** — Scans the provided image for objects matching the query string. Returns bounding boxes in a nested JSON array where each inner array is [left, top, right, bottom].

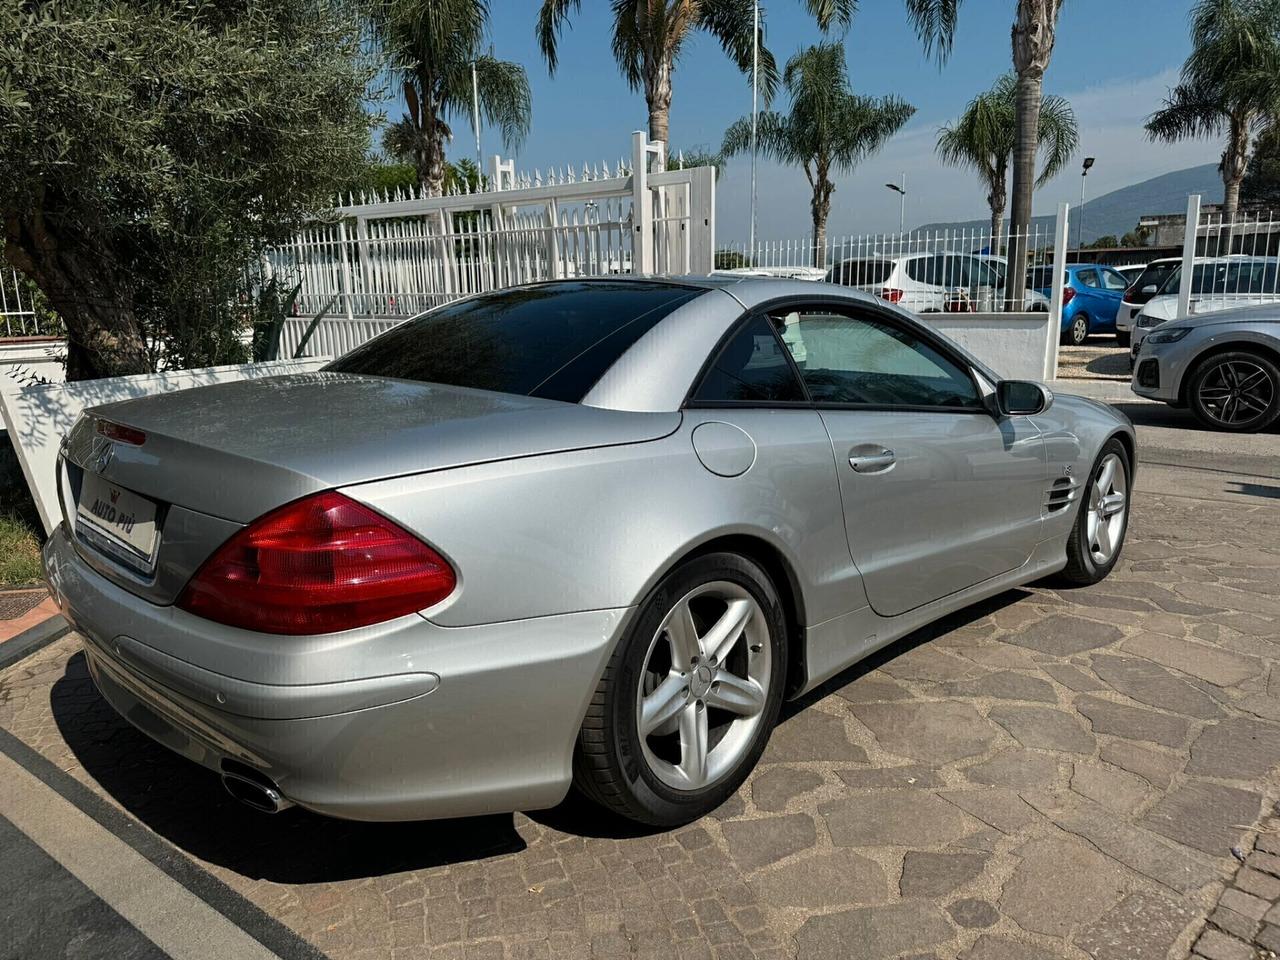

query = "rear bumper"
[[43, 525, 628, 821]]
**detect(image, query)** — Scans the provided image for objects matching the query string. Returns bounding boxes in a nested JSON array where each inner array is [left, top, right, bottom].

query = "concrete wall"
[[0, 338, 65, 386], [923, 312, 1057, 382]]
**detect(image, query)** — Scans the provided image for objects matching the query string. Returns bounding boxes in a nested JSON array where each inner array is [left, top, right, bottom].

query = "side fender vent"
[[1044, 477, 1081, 514]]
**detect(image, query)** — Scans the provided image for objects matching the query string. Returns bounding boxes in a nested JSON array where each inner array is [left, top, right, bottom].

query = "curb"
[[0, 614, 72, 672]]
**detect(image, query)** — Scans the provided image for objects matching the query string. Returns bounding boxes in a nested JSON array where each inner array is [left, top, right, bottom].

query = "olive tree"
[[0, 0, 376, 379]]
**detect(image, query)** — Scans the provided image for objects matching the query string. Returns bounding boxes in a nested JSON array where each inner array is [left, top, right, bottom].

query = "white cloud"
[[717, 68, 1222, 243]]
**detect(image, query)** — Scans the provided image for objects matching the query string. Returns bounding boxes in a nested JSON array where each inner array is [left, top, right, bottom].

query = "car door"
[[1074, 268, 1110, 322], [1097, 268, 1129, 327], [769, 300, 1046, 618]]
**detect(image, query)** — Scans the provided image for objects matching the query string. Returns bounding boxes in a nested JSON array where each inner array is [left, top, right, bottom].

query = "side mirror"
[[998, 380, 1053, 416], [1142, 284, 1158, 294]]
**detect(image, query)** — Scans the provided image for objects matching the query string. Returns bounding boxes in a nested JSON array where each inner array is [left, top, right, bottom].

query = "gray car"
[[1131, 301, 1280, 432], [44, 278, 1136, 827]]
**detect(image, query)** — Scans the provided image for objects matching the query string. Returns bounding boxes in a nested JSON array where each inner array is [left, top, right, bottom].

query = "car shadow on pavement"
[[51, 652, 529, 884]]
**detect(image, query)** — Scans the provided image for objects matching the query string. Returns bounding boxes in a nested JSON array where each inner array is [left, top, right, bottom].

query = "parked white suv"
[[1131, 256, 1280, 352], [1115, 258, 1180, 348], [826, 252, 1048, 313]]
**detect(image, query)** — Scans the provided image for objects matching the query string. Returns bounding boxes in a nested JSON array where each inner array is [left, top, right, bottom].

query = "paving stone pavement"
[[2, 486, 1279, 960]]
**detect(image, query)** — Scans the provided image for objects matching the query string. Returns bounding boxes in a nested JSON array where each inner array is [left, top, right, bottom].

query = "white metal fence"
[[720, 219, 1064, 315], [266, 132, 715, 323], [1, 267, 54, 338], [1174, 195, 1280, 320]]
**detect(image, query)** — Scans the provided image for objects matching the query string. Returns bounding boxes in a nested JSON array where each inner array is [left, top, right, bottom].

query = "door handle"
[[849, 449, 896, 473]]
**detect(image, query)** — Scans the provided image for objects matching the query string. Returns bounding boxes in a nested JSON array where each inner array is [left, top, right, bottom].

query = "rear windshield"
[[326, 281, 699, 402], [827, 259, 893, 286], [1132, 261, 1178, 294]]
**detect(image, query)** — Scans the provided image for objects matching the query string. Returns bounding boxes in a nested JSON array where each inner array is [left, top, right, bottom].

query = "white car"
[[1115, 258, 1181, 348], [827, 253, 1047, 313], [1130, 256, 1280, 353]]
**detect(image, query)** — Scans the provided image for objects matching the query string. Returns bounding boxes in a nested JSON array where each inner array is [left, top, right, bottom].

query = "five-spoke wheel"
[[636, 583, 771, 791], [1061, 438, 1131, 585], [1188, 352, 1280, 433], [574, 553, 786, 826]]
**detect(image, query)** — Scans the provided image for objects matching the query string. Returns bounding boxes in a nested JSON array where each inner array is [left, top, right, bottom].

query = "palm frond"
[[721, 112, 799, 167], [697, 0, 780, 101], [829, 94, 915, 172], [1034, 93, 1078, 186], [902, 0, 961, 65], [469, 56, 533, 150], [537, 0, 581, 75], [801, 0, 857, 32], [1146, 80, 1229, 142]]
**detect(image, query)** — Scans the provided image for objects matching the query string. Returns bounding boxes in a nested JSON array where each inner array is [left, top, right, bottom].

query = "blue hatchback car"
[[1028, 263, 1131, 346]]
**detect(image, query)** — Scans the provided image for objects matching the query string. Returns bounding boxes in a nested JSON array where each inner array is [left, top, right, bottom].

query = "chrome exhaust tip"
[[219, 760, 290, 814]]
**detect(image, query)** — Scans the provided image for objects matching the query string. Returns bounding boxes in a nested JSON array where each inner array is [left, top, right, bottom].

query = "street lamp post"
[[749, 0, 759, 265], [1078, 156, 1096, 252], [885, 174, 906, 235]]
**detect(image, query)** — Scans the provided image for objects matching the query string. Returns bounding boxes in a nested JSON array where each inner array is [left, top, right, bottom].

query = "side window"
[[772, 307, 982, 409], [692, 313, 806, 403], [1078, 268, 1102, 288], [1103, 269, 1128, 291]]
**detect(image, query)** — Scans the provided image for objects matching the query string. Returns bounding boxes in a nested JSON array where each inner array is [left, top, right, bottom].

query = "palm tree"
[[937, 73, 1077, 253], [721, 43, 914, 268], [1006, 0, 1064, 307], [537, 2, 959, 165], [371, 0, 531, 196], [1146, 0, 1280, 225]]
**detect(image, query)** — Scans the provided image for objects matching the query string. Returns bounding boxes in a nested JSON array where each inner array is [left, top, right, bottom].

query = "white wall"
[[0, 338, 65, 385], [923, 312, 1057, 382]]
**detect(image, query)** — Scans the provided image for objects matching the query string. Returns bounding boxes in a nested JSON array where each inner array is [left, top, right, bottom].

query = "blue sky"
[[425, 1, 1221, 238]]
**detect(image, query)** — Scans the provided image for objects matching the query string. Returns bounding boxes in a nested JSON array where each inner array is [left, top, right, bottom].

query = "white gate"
[[269, 132, 715, 339]]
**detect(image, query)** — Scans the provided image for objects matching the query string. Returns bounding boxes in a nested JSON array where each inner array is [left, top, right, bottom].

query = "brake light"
[[178, 492, 455, 635], [97, 419, 146, 446], [1062, 286, 1076, 306], [880, 287, 904, 303]]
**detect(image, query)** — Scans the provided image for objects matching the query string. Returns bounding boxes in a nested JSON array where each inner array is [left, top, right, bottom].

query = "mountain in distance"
[[917, 163, 1223, 243]]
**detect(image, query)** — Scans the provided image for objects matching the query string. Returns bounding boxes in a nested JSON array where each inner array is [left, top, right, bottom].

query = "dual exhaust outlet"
[[219, 760, 290, 814]]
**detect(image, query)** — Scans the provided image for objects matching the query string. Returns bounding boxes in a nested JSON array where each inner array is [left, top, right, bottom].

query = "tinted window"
[[827, 259, 893, 286], [1077, 269, 1102, 288], [772, 308, 981, 409], [327, 281, 698, 402], [693, 314, 805, 403], [1134, 261, 1178, 296]]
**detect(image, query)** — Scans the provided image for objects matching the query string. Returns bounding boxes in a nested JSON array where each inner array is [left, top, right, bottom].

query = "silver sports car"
[[44, 278, 1136, 826]]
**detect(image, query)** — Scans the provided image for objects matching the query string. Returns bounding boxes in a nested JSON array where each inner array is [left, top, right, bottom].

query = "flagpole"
[[749, 0, 758, 265]]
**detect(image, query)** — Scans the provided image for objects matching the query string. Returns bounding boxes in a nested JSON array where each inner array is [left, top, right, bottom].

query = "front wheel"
[[573, 553, 787, 826], [1061, 439, 1130, 585], [1187, 351, 1280, 433], [1062, 313, 1090, 347]]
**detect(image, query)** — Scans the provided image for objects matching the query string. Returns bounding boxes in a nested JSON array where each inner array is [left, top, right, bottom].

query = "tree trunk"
[[988, 188, 1006, 257], [1008, 0, 1058, 309], [645, 56, 673, 171], [4, 211, 150, 381], [811, 185, 832, 270]]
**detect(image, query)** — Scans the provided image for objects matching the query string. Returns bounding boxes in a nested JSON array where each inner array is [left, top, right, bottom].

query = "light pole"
[[471, 59, 483, 171], [1078, 156, 1096, 252], [885, 174, 906, 234], [749, 0, 759, 265]]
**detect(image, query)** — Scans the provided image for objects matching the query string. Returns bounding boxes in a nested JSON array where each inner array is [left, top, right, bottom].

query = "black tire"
[[1062, 313, 1090, 347], [1061, 438, 1131, 585], [1116, 330, 1131, 349], [1186, 350, 1280, 433], [573, 552, 788, 826]]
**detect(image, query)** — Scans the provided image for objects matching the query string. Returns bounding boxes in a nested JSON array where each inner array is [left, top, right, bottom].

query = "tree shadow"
[[52, 651, 528, 884]]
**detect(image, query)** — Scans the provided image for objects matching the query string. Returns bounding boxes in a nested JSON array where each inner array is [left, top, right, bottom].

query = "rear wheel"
[[1062, 313, 1090, 346], [1061, 439, 1130, 585], [1186, 350, 1280, 433], [573, 553, 787, 826]]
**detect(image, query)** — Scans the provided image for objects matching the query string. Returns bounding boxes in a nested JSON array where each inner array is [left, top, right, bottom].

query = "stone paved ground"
[[1, 427, 1278, 959]]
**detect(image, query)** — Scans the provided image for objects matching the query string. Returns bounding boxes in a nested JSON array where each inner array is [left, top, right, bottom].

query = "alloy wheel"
[[635, 582, 771, 791], [1070, 316, 1088, 345], [1196, 359, 1276, 429], [1086, 453, 1127, 566]]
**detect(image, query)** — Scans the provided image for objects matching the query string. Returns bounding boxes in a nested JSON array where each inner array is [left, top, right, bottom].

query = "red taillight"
[[97, 419, 146, 446], [1062, 286, 1076, 305], [880, 287, 905, 303], [177, 492, 455, 635]]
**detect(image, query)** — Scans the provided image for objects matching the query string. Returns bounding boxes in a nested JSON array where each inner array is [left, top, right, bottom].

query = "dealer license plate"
[[76, 472, 159, 567]]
